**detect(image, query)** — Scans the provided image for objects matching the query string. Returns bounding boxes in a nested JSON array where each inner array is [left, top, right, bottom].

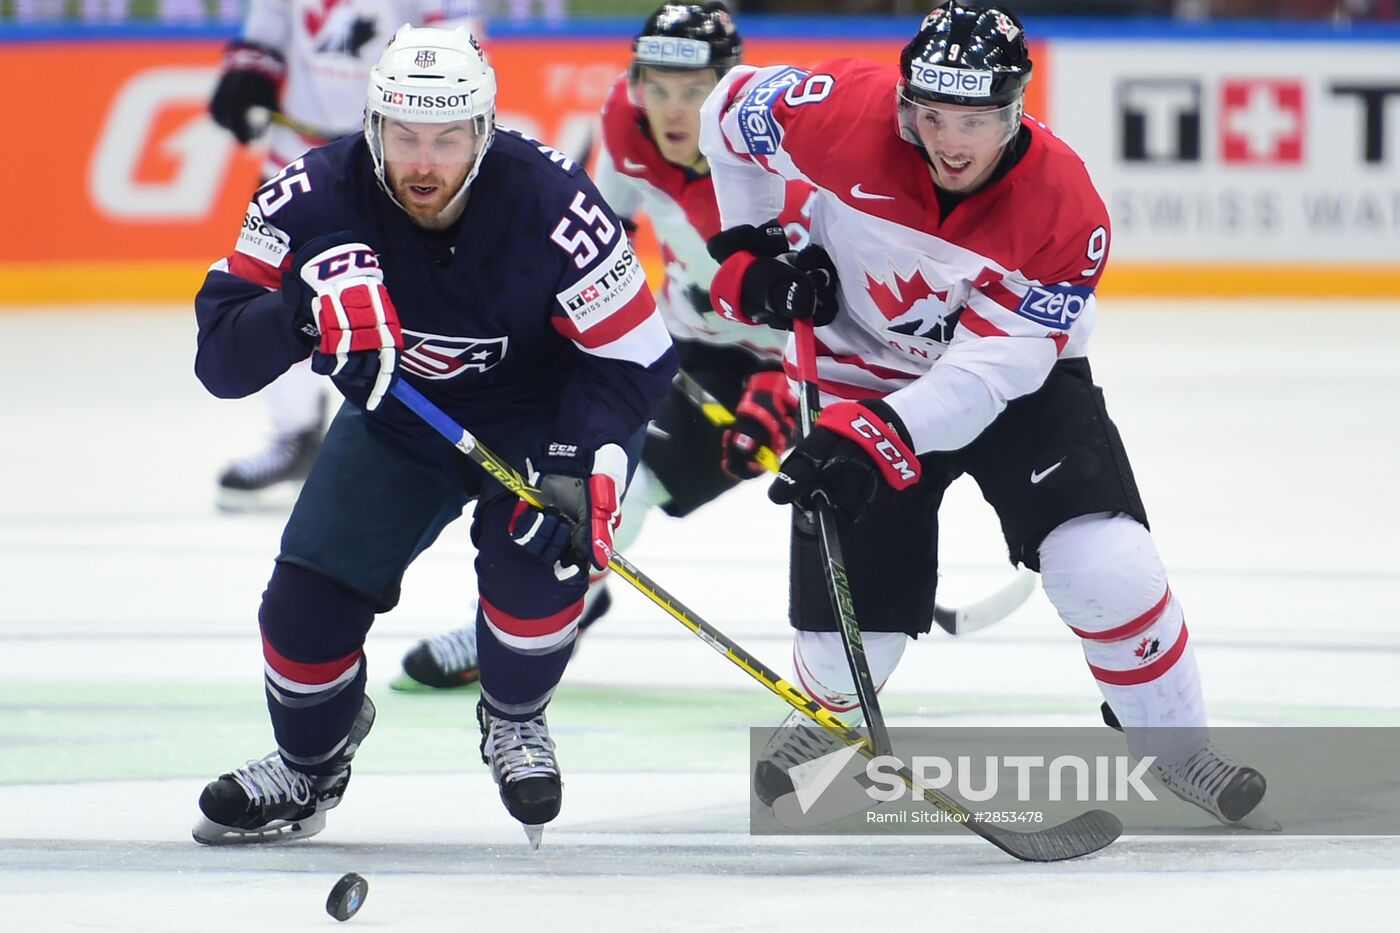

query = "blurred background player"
[[701, 2, 1275, 829], [207, 0, 484, 510], [190, 24, 674, 845], [394, 1, 801, 690]]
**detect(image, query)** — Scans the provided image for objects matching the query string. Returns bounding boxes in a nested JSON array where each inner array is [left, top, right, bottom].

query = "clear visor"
[[897, 88, 1021, 149], [371, 115, 488, 167]]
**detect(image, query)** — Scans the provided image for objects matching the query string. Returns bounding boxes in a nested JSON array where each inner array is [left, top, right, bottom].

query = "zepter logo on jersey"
[[738, 67, 807, 156], [1014, 284, 1094, 329]]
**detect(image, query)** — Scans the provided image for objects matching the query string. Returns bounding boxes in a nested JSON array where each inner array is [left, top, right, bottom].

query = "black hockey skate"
[[191, 696, 376, 845], [1100, 702, 1279, 830], [478, 700, 561, 847], [752, 708, 852, 808], [216, 425, 323, 512], [393, 588, 612, 692]]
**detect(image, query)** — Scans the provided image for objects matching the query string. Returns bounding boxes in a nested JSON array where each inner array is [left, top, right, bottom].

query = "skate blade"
[[191, 810, 327, 845], [522, 824, 544, 850], [1233, 805, 1283, 832]]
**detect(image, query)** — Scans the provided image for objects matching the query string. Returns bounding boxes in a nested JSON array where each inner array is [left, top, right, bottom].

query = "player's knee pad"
[[793, 629, 908, 714], [1038, 512, 1170, 639], [259, 561, 376, 662]]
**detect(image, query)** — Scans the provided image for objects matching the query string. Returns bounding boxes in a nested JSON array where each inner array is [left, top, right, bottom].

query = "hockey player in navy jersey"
[[394, 2, 803, 690], [208, 0, 484, 510], [701, 2, 1276, 830], [190, 24, 676, 846]]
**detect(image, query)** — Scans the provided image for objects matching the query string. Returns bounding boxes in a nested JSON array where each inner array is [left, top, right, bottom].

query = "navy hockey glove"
[[769, 400, 921, 521], [722, 369, 797, 480], [707, 222, 839, 330], [509, 443, 628, 577], [285, 232, 403, 412], [209, 41, 285, 144]]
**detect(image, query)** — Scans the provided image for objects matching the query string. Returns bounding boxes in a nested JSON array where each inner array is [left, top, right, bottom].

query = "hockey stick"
[[671, 369, 1037, 636], [388, 378, 1121, 862], [787, 320, 893, 758], [248, 106, 341, 144]]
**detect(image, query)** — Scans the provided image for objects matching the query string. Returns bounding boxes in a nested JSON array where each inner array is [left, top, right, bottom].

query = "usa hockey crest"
[[400, 330, 508, 379]]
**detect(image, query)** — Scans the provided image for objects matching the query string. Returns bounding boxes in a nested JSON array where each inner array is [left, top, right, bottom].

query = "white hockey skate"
[[192, 696, 375, 845], [1152, 743, 1281, 831], [1100, 703, 1279, 830], [752, 708, 854, 808], [478, 701, 562, 848]]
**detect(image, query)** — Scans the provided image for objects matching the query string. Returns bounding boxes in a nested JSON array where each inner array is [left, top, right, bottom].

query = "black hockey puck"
[[326, 872, 368, 922]]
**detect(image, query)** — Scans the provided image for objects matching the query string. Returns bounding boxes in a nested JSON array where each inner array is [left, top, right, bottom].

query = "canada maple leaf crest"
[[1134, 637, 1161, 661], [863, 264, 949, 323]]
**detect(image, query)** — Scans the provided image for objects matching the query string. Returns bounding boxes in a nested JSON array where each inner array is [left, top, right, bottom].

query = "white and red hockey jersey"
[[240, 0, 483, 172], [701, 59, 1111, 454], [594, 75, 786, 361]]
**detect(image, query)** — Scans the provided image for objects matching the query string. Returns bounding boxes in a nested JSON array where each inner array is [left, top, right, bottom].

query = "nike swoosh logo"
[[1030, 459, 1065, 484], [623, 158, 647, 172], [850, 183, 895, 201]]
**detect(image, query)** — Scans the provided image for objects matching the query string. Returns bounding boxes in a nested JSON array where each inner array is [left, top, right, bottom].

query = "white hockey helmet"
[[365, 24, 497, 211]]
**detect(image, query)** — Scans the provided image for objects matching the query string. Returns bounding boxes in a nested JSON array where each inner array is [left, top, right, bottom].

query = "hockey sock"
[[475, 595, 580, 720], [792, 629, 909, 723], [1039, 512, 1207, 765], [259, 562, 375, 774]]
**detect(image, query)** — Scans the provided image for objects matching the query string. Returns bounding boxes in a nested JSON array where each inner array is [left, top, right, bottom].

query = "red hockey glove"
[[722, 369, 798, 479], [509, 443, 627, 576], [209, 41, 285, 144], [707, 223, 840, 330], [291, 234, 402, 412], [768, 400, 920, 521]]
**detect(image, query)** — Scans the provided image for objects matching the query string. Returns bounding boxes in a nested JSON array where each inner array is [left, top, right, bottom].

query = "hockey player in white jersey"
[[395, 2, 802, 690], [208, 0, 483, 510], [700, 1, 1276, 830]]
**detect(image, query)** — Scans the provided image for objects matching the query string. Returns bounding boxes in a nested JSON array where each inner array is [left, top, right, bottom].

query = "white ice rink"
[[3, 302, 1399, 931]]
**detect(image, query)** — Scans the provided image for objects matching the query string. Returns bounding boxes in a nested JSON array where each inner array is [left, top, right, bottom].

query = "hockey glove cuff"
[[290, 233, 403, 411], [708, 224, 840, 330], [768, 400, 920, 520], [209, 41, 285, 144], [510, 443, 627, 576], [722, 369, 797, 479]]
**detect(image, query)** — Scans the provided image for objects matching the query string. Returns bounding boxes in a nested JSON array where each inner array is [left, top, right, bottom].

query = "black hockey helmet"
[[630, 2, 742, 82], [898, 2, 1032, 109]]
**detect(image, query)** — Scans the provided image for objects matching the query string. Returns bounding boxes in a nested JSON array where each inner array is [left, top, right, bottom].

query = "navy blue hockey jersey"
[[194, 130, 677, 456]]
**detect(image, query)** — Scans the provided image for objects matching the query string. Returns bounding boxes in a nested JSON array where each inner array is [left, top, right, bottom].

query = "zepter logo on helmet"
[[365, 24, 497, 216], [629, 2, 742, 88], [895, 2, 1032, 150]]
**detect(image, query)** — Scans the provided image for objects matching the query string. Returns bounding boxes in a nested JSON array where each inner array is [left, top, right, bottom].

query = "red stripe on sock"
[[480, 595, 583, 639], [792, 644, 860, 714], [1069, 587, 1172, 643], [261, 633, 361, 686], [1090, 624, 1190, 686]]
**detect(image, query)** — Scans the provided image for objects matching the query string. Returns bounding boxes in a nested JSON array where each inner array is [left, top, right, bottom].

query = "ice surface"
[[3, 303, 1398, 930]]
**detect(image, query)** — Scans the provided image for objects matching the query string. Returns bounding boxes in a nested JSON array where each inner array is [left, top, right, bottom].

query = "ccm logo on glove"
[[308, 249, 380, 281], [819, 402, 921, 491]]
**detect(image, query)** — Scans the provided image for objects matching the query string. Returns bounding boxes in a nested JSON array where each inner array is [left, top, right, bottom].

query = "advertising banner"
[[1049, 40, 1400, 295], [4, 35, 1046, 304]]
